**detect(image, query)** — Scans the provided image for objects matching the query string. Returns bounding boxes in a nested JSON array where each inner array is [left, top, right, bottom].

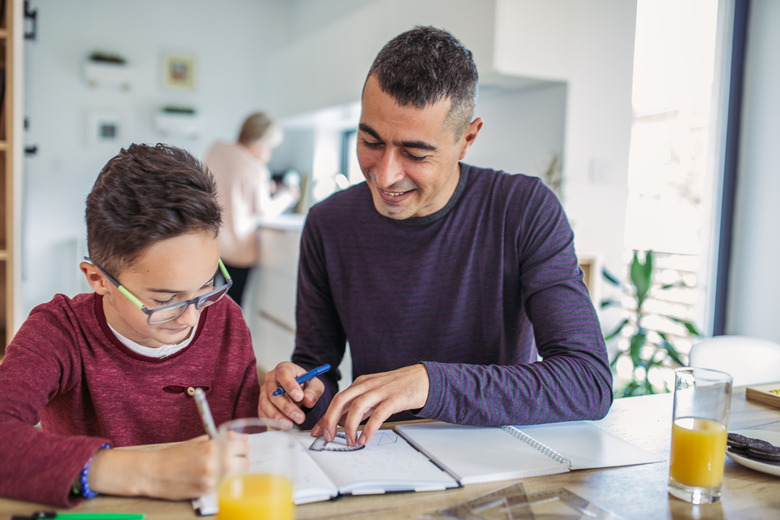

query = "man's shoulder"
[[464, 164, 550, 202]]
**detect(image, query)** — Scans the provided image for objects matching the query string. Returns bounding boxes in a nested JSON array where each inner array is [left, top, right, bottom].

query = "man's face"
[[357, 75, 481, 220], [90, 230, 221, 349]]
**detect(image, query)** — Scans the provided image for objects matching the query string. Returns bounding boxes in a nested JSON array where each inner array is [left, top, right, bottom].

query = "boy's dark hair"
[[85, 143, 222, 275], [366, 26, 479, 139]]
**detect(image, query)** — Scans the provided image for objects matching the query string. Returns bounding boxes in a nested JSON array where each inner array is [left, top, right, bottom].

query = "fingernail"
[[304, 392, 315, 402], [311, 425, 321, 436], [291, 389, 304, 401], [345, 434, 353, 446], [323, 430, 333, 442], [292, 412, 304, 423]]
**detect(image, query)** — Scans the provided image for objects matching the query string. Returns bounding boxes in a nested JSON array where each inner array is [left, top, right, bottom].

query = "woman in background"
[[205, 112, 298, 307]]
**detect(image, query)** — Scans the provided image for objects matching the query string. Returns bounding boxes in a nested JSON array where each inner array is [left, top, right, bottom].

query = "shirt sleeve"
[[0, 305, 111, 506]]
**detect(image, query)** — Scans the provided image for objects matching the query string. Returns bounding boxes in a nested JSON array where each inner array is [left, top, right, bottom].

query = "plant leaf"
[[668, 316, 702, 337], [630, 250, 653, 306], [602, 268, 621, 286], [629, 331, 647, 367], [603, 318, 630, 341]]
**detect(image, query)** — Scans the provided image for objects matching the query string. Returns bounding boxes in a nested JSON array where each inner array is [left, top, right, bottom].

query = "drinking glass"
[[668, 367, 732, 504], [217, 417, 295, 520]]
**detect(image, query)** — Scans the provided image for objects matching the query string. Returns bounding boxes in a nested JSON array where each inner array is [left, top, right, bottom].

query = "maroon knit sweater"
[[0, 292, 260, 506]]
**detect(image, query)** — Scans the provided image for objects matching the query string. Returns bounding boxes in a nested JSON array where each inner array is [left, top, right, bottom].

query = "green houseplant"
[[601, 250, 701, 397]]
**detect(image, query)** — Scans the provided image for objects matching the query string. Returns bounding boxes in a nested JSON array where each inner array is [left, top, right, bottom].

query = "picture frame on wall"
[[87, 110, 122, 145], [162, 53, 196, 90]]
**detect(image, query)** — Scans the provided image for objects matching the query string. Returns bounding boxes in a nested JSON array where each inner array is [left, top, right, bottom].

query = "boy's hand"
[[88, 435, 249, 499], [258, 361, 325, 427]]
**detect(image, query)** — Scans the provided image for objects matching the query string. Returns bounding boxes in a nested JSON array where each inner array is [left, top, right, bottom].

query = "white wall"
[[728, 0, 780, 342], [260, 0, 498, 118], [467, 83, 568, 177]]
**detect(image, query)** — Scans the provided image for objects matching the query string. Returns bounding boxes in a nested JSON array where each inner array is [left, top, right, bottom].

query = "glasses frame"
[[84, 256, 233, 325]]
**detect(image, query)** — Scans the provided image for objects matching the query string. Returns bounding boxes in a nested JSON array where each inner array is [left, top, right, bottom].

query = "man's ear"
[[80, 262, 110, 295], [458, 117, 483, 160]]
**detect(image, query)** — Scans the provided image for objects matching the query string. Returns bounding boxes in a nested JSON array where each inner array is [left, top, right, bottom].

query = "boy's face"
[[83, 230, 221, 349]]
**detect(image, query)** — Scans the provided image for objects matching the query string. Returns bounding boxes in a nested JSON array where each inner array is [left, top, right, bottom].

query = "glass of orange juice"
[[668, 367, 732, 504], [217, 417, 295, 520]]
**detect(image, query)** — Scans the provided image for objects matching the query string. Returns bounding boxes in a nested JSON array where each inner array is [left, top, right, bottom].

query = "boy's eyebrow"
[[359, 123, 437, 152]]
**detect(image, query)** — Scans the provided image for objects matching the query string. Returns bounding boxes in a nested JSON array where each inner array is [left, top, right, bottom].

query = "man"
[[259, 26, 613, 446]]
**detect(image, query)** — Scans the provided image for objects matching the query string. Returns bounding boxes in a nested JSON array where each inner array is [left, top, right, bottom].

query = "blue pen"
[[273, 364, 331, 396]]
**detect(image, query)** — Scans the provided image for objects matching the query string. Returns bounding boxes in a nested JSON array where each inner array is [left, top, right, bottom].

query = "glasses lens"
[[196, 285, 230, 310], [147, 304, 188, 325]]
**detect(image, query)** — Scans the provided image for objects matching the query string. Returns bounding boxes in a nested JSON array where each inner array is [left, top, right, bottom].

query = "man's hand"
[[258, 361, 325, 427], [88, 434, 249, 499], [311, 364, 429, 447]]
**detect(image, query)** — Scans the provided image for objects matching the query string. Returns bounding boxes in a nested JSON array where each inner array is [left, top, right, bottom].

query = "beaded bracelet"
[[79, 443, 110, 499]]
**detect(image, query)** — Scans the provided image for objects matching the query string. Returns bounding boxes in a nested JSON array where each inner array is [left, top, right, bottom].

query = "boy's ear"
[[80, 261, 110, 295]]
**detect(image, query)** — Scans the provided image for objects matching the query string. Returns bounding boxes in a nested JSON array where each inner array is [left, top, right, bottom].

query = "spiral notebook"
[[395, 420, 663, 485]]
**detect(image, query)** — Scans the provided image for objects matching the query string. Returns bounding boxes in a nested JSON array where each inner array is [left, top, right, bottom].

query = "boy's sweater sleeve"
[[0, 305, 110, 506]]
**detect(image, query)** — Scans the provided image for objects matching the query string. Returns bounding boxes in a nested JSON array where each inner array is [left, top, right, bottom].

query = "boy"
[[0, 144, 260, 506]]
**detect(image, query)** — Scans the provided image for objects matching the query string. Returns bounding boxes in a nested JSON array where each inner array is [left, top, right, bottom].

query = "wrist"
[[72, 443, 110, 499]]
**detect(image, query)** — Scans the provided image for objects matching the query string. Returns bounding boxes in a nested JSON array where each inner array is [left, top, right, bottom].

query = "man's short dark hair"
[[366, 26, 479, 139], [85, 143, 222, 275]]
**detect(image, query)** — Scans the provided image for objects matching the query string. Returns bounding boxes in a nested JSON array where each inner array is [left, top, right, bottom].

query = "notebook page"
[[294, 430, 458, 494], [396, 422, 570, 485], [512, 421, 663, 470], [192, 432, 339, 515]]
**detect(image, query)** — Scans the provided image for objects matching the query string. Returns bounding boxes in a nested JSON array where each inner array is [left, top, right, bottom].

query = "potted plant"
[[84, 51, 132, 89], [601, 250, 701, 397], [155, 105, 201, 138]]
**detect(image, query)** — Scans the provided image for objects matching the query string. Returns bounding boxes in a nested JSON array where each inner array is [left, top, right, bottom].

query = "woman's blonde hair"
[[237, 112, 283, 147]]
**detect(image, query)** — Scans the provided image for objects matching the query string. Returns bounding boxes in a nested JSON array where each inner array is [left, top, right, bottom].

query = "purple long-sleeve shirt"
[[293, 163, 612, 428]]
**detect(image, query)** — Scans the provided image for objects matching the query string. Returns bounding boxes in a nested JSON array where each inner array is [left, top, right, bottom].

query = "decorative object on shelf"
[[87, 109, 122, 144], [84, 52, 132, 89], [162, 53, 196, 90], [154, 105, 201, 138], [539, 152, 563, 201], [601, 250, 701, 397]]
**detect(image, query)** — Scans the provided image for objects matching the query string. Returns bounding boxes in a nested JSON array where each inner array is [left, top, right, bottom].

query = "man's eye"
[[405, 151, 428, 161], [154, 297, 175, 307], [361, 139, 382, 148]]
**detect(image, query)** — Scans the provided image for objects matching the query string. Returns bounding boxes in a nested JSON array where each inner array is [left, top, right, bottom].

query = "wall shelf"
[[83, 61, 133, 90]]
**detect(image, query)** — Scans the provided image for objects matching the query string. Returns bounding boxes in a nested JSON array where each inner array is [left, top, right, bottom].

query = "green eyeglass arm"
[[118, 285, 146, 310], [218, 259, 231, 281]]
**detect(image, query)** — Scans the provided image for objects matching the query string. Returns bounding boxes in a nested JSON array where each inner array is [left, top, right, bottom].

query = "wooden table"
[[1, 387, 778, 519]]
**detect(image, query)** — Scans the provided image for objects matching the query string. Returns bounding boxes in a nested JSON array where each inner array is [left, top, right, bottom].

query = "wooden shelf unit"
[[1, 0, 20, 353]]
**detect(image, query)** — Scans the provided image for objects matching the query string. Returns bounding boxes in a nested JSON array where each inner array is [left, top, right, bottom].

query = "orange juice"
[[669, 417, 727, 488], [217, 473, 294, 520]]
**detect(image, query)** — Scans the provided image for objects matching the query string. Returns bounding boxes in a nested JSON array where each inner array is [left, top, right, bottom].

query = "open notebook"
[[193, 428, 458, 515], [194, 420, 662, 515], [395, 420, 664, 485]]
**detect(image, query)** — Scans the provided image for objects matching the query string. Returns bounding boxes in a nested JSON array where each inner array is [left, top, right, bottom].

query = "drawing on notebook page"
[[309, 431, 366, 452]]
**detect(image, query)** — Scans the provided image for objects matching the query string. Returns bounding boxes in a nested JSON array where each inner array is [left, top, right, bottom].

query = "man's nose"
[[372, 149, 405, 188]]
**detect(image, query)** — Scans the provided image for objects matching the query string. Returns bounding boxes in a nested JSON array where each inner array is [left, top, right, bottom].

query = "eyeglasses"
[[84, 257, 233, 325]]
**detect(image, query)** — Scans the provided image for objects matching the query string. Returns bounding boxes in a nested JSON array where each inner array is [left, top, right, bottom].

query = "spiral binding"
[[501, 426, 572, 468]]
